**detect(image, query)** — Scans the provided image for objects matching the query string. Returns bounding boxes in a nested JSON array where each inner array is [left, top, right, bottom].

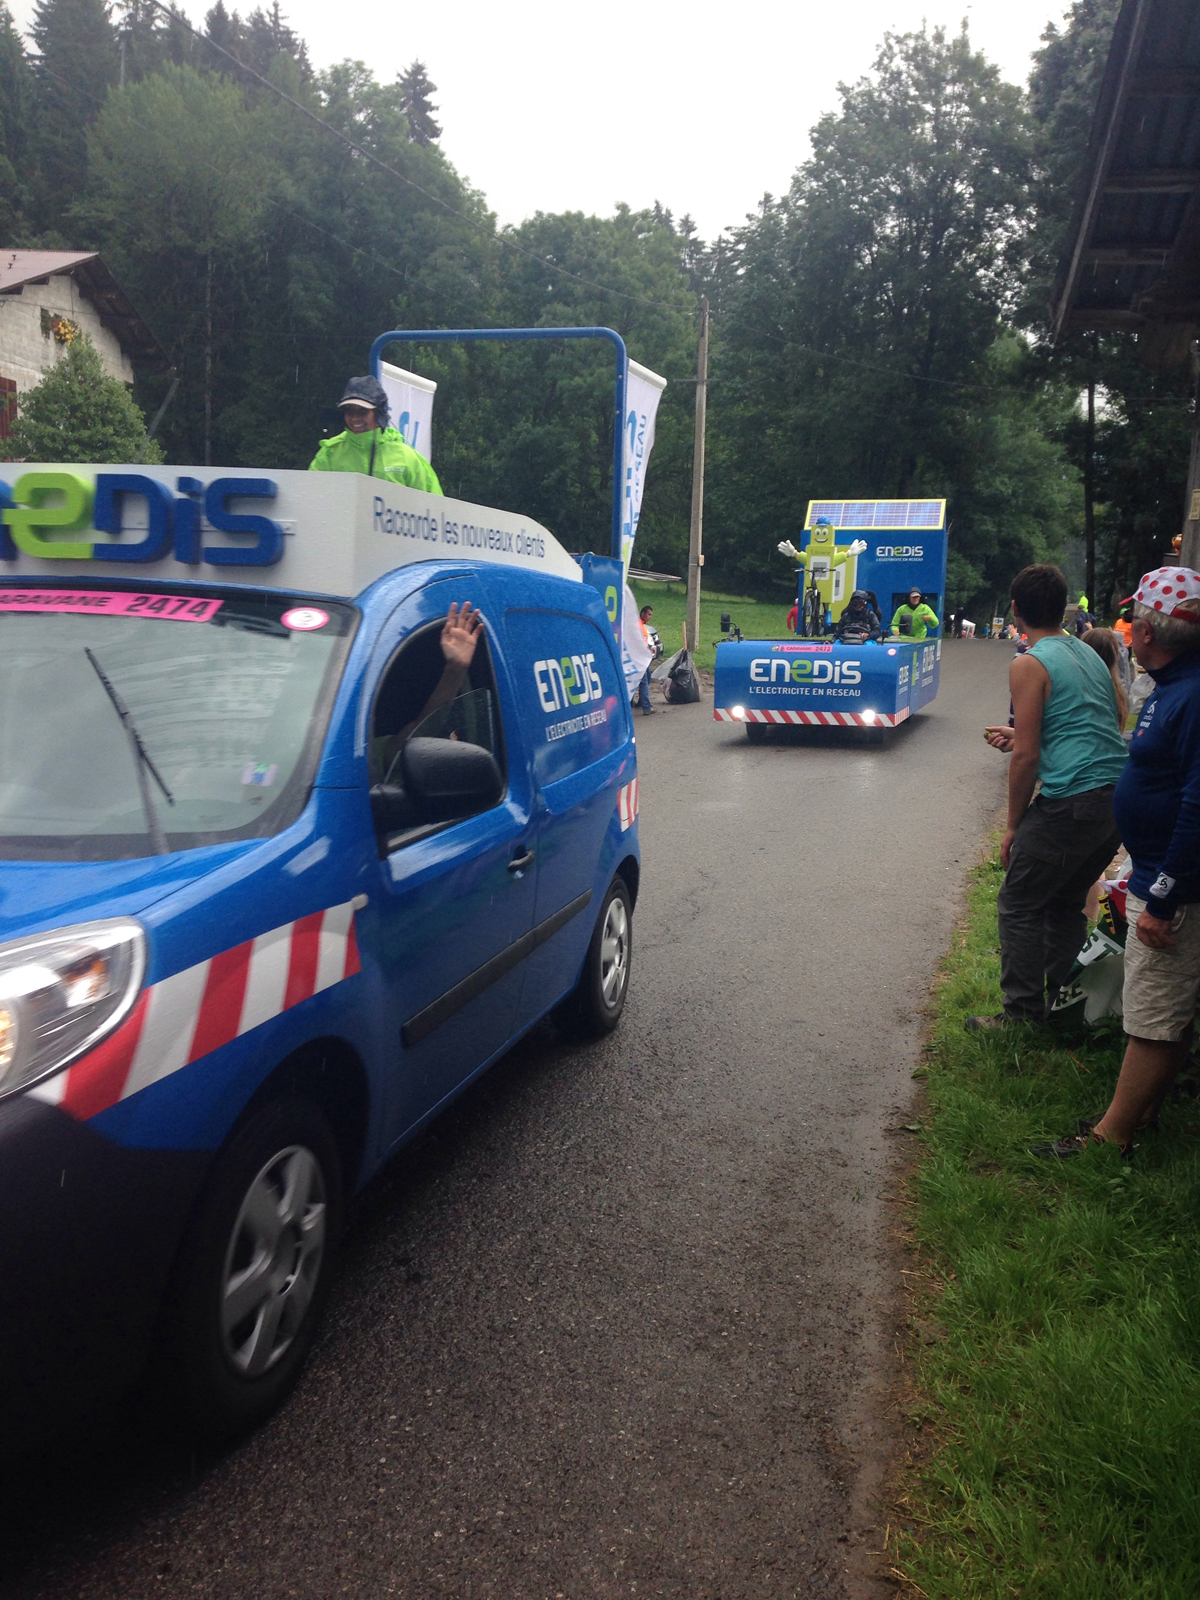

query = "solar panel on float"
[[804, 498, 945, 530], [905, 503, 945, 528]]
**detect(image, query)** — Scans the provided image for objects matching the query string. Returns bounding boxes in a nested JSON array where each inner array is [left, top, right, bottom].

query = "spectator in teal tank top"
[[969, 564, 1128, 1029]]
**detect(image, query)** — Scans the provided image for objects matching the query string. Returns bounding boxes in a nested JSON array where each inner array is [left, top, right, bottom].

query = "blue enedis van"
[[0, 465, 639, 1442]]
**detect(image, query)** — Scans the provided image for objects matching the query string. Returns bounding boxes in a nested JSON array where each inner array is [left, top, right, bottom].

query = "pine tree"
[[242, 3, 309, 77], [29, 0, 117, 233], [398, 59, 440, 145], [202, 0, 247, 76], [4, 333, 163, 462], [112, 0, 200, 88], [0, 3, 35, 238], [204, 0, 240, 53]]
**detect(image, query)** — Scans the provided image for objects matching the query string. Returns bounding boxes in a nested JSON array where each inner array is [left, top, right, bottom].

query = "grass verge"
[[895, 849, 1200, 1599], [628, 580, 792, 671]]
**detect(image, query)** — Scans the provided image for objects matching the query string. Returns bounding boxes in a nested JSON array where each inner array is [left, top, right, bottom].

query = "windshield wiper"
[[84, 647, 175, 856]]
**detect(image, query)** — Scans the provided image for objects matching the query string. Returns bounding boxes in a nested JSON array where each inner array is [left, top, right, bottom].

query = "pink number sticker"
[[0, 590, 223, 622], [281, 606, 329, 632]]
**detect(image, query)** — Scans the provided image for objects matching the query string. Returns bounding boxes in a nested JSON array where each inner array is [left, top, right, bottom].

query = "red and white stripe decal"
[[29, 897, 363, 1121], [714, 707, 911, 728], [617, 776, 640, 832]]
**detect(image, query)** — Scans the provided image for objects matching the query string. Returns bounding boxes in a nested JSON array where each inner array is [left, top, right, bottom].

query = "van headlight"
[[0, 920, 145, 1099]]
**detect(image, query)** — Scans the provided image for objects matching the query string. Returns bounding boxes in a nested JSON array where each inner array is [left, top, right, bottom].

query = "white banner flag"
[[621, 358, 667, 569], [380, 361, 437, 462]]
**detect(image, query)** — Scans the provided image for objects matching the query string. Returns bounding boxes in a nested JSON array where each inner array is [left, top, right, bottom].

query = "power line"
[[151, 5, 1011, 393], [140, 0, 696, 318], [54, 9, 1018, 400]]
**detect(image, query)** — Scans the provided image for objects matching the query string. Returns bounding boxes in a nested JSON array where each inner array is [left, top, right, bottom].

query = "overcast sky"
[[11, 0, 1069, 240]]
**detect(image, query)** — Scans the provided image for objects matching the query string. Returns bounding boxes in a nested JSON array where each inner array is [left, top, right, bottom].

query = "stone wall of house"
[[0, 272, 133, 397]]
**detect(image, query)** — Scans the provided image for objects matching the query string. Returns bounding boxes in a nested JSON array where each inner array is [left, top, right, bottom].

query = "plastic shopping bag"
[[1048, 873, 1130, 1032]]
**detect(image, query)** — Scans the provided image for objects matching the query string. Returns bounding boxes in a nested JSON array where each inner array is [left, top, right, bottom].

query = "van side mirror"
[[369, 782, 419, 835], [372, 736, 502, 833]]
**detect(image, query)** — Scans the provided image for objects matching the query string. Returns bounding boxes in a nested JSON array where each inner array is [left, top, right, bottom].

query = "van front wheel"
[[156, 1099, 342, 1441], [556, 876, 632, 1039]]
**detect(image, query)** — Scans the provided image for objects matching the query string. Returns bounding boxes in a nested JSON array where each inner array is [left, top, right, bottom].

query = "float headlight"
[[731, 705, 746, 720], [0, 920, 145, 1099], [861, 708, 877, 724]]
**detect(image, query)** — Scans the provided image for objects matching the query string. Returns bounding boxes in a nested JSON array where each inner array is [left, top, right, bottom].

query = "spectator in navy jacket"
[[1037, 566, 1200, 1158]]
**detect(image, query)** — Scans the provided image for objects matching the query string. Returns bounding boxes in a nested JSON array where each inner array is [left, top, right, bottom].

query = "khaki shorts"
[[1122, 894, 1200, 1041]]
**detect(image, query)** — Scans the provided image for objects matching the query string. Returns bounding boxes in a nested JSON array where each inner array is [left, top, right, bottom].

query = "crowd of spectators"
[[973, 560, 1200, 1159]]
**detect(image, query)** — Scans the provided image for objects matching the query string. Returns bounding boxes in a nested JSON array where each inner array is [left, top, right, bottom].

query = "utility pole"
[[685, 295, 709, 658], [1181, 344, 1200, 572], [204, 252, 213, 468]]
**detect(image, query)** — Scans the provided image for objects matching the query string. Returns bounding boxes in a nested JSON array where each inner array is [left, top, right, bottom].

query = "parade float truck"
[[714, 499, 949, 740], [0, 326, 648, 1447]]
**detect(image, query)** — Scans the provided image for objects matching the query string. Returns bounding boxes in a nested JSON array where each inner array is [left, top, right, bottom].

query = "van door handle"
[[508, 847, 536, 874]]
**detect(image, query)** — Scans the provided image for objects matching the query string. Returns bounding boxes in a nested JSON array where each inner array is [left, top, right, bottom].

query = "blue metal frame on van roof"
[[370, 327, 628, 562]]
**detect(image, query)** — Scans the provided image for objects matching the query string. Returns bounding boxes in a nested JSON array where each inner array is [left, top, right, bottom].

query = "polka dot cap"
[[1125, 566, 1200, 620]]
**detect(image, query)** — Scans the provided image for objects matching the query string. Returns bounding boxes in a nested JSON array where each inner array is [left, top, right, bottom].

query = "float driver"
[[310, 375, 442, 493], [891, 588, 939, 639], [834, 590, 884, 643]]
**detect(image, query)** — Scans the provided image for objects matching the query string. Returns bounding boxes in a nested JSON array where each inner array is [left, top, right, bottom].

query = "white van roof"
[[0, 465, 583, 595]]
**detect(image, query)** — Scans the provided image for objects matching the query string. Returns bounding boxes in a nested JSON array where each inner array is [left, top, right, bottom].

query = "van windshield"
[[0, 585, 357, 861]]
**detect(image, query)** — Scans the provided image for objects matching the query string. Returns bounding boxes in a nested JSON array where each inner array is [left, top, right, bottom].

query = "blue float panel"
[[713, 638, 940, 728]]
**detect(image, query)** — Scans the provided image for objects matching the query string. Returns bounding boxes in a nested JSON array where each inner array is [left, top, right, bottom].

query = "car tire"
[[555, 875, 633, 1039], [155, 1098, 342, 1441], [746, 722, 769, 744]]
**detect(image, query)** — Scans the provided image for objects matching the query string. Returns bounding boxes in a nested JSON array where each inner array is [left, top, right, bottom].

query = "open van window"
[[0, 584, 357, 861], [370, 617, 507, 789]]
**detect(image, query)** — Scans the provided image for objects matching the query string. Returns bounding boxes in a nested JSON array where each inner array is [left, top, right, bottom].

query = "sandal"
[[1031, 1128, 1134, 1160]]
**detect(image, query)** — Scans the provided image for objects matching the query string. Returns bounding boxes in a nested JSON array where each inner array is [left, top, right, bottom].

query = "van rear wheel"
[[556, 876, 632, 1039]]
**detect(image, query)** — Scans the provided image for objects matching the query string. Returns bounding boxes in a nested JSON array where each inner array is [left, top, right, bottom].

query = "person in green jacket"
[[309, 376, 442, 494], [891, 588, 939, 639]]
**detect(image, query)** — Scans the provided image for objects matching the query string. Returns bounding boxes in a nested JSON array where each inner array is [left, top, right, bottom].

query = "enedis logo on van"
[[533, 652, 609, 743], [875, 544, 924, 559], [534, 653, 603, 710], [0, 471, 284, 568]]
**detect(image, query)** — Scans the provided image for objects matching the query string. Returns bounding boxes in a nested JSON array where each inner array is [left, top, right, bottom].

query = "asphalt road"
[[1, 640, 1010, 1600]]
